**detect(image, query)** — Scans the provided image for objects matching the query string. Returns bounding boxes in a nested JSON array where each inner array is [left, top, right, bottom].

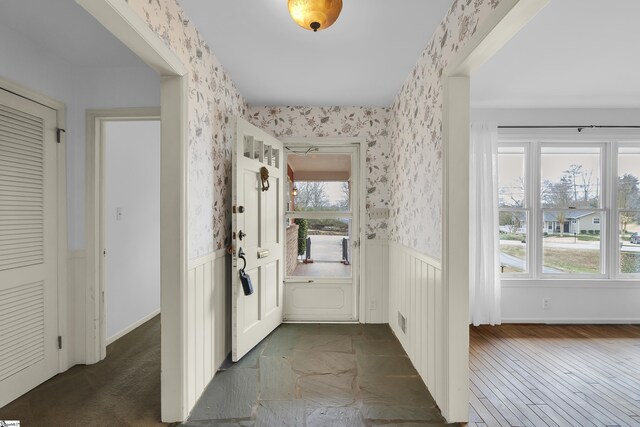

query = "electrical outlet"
[[542, 298, 551, 310], [369, 300, 376, 310]]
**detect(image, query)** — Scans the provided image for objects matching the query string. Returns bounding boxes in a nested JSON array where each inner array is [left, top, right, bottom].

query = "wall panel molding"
[[388, 240, 443, 407], [186, 248, 229, 412]]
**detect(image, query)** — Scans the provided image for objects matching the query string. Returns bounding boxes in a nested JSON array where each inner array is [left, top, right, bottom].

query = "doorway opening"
[[87, 109, 161, 360], [102, 118, 161, 346], [283, 143, 362, 322]]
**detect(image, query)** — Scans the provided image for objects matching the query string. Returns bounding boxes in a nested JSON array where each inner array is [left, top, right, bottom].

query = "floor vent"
[[398, 312, 406, 334]]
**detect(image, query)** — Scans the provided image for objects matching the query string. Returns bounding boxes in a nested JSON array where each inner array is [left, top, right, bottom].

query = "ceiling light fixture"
[[288, 0, 343, 32]]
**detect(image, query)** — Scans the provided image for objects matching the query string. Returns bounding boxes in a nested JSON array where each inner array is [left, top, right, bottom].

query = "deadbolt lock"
[[238, 230, 246, 240]]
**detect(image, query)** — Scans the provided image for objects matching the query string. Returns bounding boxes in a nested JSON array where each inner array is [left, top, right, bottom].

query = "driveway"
[[306, 234, 347, 262], [500, 252, 562, 274]]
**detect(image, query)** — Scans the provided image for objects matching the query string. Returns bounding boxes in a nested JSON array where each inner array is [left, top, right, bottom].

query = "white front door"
[[0, 88, 59, 406], [231, 118, 284, 361]]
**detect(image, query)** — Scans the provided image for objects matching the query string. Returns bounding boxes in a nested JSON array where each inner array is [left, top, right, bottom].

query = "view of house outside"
[[498, 145, 640, 275]]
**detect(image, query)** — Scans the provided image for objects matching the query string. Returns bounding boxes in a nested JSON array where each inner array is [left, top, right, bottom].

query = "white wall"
[[471, 107, 640, 127], [104, 121, 161, 341], [0, 22, 160, 364], [472, 108, 640, 323], [0, 23, 160, 251]]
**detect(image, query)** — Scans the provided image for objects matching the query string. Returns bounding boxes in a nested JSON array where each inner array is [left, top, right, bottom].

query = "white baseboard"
[[106, 308, 160, 345], [501, 318, 640, 324]]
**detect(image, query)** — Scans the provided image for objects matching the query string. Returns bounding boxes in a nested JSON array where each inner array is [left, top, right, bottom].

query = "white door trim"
[[85, 107, 160, 362], [76, 0, 188, 421], [0, 76, 68, 373], [439, 0, 549, 422], [281, 137, 367, 322]]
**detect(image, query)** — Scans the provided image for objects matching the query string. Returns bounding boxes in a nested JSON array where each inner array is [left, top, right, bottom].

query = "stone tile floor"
[[181, 323, 456, 426]]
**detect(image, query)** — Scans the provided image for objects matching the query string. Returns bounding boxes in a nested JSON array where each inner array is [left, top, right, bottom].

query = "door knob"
[[238, 230, 246, 240]]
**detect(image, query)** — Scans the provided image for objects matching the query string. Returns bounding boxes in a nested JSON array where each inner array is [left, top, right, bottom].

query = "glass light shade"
[[288, 0, 343, 32]]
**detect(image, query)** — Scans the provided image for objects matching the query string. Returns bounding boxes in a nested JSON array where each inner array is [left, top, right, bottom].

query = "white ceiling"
[[179, 0, 453, 107], [288, 153, 351, 178], [5, 1, 636, 110], [0, 0, 148, 68], [471, 0, 640, 109]]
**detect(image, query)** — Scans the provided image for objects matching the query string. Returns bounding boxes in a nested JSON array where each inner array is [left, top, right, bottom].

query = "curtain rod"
[[497, 125, 640, 133]]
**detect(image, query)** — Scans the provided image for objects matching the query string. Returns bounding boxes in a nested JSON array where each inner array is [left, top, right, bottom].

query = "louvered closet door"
[[0, 88, 58, 407]]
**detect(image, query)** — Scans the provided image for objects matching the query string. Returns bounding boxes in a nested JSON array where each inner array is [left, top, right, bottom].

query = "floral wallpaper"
[[388, 0, 501, 259], [125, 0, 248, 259], [248, 106, 391, 240], [124, 0, 503, 260]]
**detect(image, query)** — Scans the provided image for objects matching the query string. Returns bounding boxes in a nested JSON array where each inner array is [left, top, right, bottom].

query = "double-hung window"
[[616, 145, 640, 275], [498, 135, 640, 280]]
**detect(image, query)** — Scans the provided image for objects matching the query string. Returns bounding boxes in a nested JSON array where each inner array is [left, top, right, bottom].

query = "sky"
[[498, 146, 606, 206]]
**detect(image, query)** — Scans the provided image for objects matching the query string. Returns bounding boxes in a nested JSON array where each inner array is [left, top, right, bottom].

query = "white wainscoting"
[[364, 240, 388, 324], [502, 280, 640, 323], [67, 250, 86, 367], [388, 241, 445, 407], [186, 248, 229, 412]]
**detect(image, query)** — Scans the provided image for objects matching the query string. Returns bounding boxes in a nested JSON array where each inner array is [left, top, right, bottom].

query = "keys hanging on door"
[[238, 248, 254, 296]]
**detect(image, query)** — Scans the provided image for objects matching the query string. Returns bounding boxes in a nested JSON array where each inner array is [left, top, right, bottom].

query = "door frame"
[[440, 0, 549, 421], [86, 107, 160, 358], [282, 137, 367, 322], [76, 0, 189, 421], [0, 76, 68, 373]]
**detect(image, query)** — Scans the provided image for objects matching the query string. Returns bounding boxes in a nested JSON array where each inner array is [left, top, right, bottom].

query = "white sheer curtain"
[[469, 123, 501, 326]]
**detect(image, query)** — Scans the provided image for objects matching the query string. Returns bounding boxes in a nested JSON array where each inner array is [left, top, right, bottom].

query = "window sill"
[[502, 278, 640, 289]]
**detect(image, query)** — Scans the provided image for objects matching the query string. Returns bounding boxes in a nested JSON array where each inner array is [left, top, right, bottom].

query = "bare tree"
[[499, 176, 525, 208], [580, 168, 594, 203], [618, 173, 640, 234], [295, 182, 328, 210], [564, 164, 582, 203], [542, 176, 573, 236], [337, 182, 350, 210]]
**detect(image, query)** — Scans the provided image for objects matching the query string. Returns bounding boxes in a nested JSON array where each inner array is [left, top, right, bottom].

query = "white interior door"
[[0, 88, 59, 406], [232, 117, 284, 361]]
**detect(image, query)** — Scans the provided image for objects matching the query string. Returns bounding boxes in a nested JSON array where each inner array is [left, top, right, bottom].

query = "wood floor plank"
[[477, 336, 600, 426], [485, 327, 633, 425], [469, 325, 640, 427]]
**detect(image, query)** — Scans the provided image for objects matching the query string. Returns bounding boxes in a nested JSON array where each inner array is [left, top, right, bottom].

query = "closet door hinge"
[[58, 336, 62, 350], [56, 128, 66, 143]]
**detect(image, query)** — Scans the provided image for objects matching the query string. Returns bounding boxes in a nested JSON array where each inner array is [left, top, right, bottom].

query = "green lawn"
[[501, 245, 599, 273], [620, 252, 640, 274], [501, 243, 640, 274], [542, 248, 599, 273]]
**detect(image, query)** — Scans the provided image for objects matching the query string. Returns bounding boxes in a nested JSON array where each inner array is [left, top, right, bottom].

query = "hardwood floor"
[[0, 315, 165, 426], [469, 324, 640, 427]]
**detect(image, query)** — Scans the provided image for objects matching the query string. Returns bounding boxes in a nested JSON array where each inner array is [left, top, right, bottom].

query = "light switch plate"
[[369, 207, 389, 219]]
